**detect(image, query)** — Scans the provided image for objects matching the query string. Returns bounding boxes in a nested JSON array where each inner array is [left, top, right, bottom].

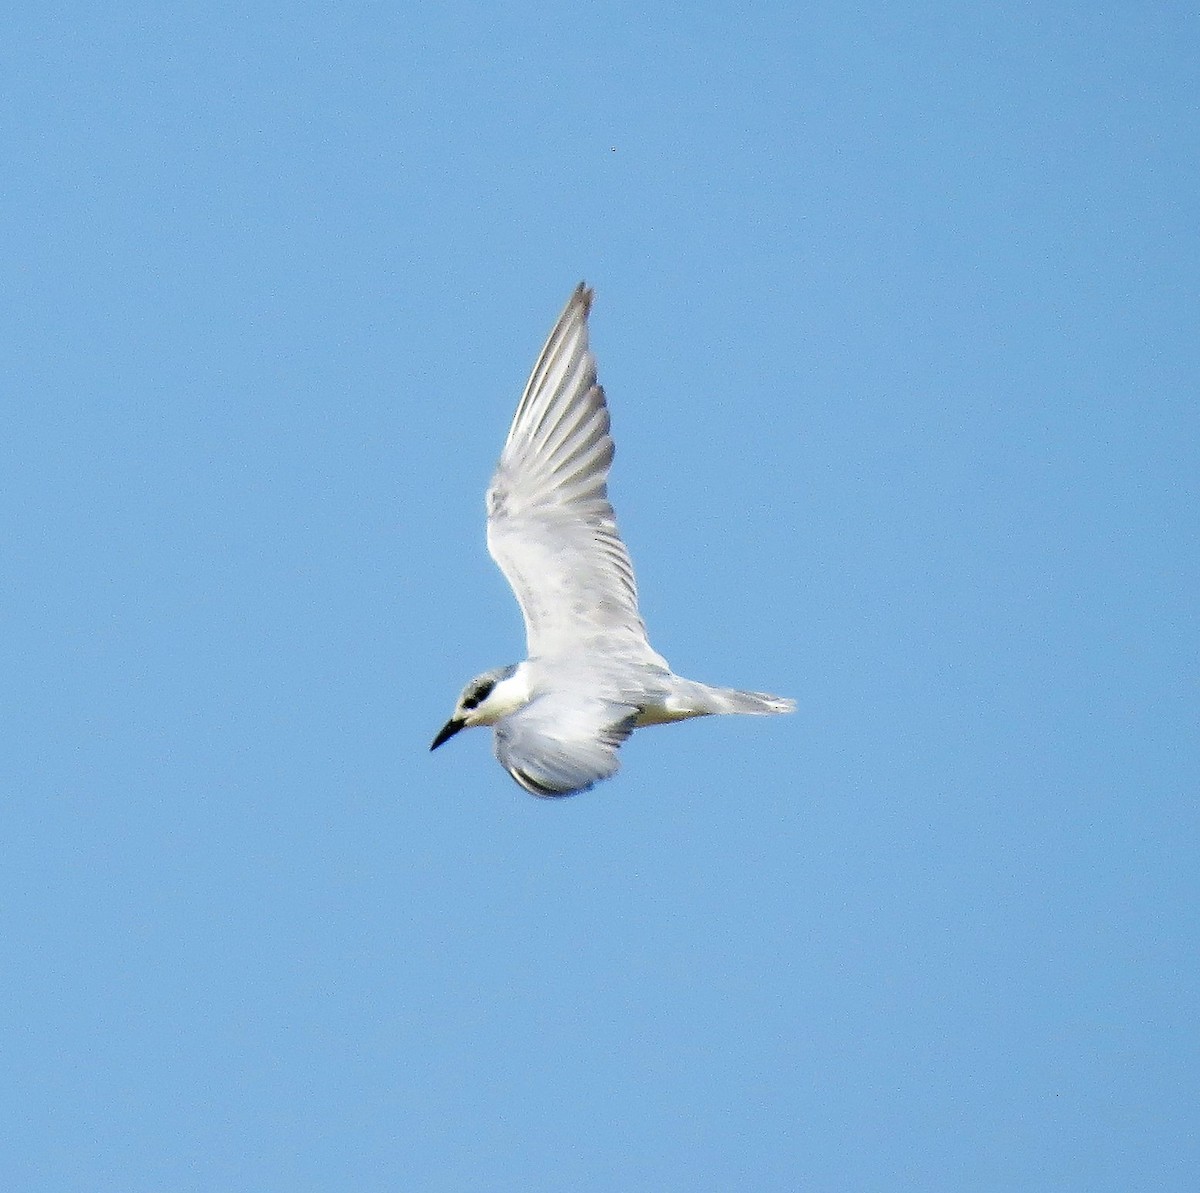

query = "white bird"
[[431, 284, 795, 797]]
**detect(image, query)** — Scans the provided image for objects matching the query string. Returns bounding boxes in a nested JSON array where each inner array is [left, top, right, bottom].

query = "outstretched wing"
[[493, 695, 640, 797], [486, 284, 666, 665]]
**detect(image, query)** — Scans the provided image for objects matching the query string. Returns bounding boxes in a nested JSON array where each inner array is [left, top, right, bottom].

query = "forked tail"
[[670, 680, 795, 718], [709, 686, 796, 716]]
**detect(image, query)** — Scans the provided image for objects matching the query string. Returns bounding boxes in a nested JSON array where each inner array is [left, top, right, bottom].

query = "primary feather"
[[486, 285, 667, 667]]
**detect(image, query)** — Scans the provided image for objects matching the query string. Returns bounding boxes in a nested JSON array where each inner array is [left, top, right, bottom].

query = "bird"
[[431, 284, 795, 797]]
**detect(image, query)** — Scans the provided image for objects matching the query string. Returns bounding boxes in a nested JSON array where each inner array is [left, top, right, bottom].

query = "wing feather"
[[486, 285, 667, 664], [494, 696, 639, 797]]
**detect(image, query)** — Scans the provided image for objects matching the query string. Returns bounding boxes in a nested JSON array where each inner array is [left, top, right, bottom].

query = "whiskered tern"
[[431, 285, 794, 796]]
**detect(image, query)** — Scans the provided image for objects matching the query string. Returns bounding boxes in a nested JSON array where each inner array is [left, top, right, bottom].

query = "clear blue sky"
[[3, 4, 1196, 1190]]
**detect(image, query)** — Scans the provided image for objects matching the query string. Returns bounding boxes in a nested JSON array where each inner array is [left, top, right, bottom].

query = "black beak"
[[430, 717, 465, 751]]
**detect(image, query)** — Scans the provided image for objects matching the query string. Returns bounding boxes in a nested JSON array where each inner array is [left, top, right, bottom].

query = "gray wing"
[[494, 695, 640, 797], [486, 284, 667, 665]]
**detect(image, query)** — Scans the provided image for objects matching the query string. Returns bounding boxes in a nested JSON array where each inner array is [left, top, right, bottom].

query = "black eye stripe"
[[462, 681, 495, 711]]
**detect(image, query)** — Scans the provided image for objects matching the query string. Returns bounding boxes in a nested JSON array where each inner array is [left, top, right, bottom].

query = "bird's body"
[[431, 285, 794, 796]]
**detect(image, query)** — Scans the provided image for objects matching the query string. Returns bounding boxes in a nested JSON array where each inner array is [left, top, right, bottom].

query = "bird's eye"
[[463, 681, 494, 712]]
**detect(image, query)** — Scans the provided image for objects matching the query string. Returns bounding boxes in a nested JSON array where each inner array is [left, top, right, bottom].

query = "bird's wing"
[[493, 694, 640, 797], [486, 284, 667, 665]]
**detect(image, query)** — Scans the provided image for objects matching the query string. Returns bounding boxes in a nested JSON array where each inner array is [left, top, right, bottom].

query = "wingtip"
[[573, 281, 594, 314]]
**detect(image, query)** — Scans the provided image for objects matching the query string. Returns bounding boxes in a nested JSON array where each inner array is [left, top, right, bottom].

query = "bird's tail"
[[681, 681, 796, 717]]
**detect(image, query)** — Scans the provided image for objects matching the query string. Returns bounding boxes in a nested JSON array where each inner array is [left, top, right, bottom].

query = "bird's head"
[[430, 663, 527, 750]]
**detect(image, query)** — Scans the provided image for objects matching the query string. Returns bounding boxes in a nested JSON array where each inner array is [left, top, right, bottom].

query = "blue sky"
[[2, 3, 1196, 1190]]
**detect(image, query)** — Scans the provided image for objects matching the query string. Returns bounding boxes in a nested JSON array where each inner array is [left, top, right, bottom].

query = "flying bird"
[[431, 284, 794, 796]]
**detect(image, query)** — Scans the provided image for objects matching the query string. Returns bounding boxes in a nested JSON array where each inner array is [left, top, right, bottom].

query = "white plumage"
[[431, 285, 794, 797]]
